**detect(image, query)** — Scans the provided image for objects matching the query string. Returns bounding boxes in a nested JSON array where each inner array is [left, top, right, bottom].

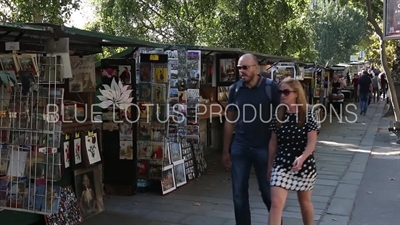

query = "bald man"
[[223, 54, 281, 225]]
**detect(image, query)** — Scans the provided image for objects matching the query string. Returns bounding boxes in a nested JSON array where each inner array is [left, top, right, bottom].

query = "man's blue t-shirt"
[[358, 74, 372, 94], [227, 76, 280, 148]]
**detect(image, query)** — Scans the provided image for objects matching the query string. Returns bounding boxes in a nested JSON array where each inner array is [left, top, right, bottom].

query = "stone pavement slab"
[[82, 102, 385, 225]]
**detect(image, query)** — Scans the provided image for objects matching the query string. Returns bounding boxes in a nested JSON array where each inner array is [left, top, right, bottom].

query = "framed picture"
[[218, 58, 237, 84], [72, 132, 84, 170], [74, 165, 105, 220], [16, 54, 38, 76], [169, 142, 182, 163], [173, 159, 187, 187], [161, 164, 176, 195], [82, 131, 102, 167]]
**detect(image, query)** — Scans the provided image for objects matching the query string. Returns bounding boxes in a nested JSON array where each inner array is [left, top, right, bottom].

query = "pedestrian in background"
[[379, 72, 388, 100], [351, 73, 359, 102], [358, 71, 373, 115], [372, 74, 380, 103]]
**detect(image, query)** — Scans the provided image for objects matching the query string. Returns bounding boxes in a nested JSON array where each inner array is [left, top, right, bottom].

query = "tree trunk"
[[366, 0, 400, 121]]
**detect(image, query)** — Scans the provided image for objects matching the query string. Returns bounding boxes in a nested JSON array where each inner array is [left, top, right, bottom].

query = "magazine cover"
[[138, 83, 151, 101], [139, 63, 151, 82], [152, 84, 166, 103]]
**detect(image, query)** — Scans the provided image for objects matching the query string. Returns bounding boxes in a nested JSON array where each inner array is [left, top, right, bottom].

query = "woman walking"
[[268, 77, 319, 225]]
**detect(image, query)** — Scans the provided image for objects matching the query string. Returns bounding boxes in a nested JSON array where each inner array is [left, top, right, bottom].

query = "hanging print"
[[63, 135, 71, 169], [73, 133, 83, 168], [83, 132, 101, 166]]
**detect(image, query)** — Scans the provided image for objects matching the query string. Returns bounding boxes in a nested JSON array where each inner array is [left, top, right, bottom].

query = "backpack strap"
[[233, 80, 243, 100], [264, 78, 272, 102]]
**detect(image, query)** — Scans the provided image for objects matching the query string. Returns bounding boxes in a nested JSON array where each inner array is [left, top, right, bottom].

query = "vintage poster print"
[[151, 122, 166, 142], [151, 142, 165, 161], [138, 83, 152, 101], [138, 102, 152, 120], [137, 141, 153, 159], [139, 63, 151, 82], [119, 141, 133, 160], [152, 83, 166, 103], [118, 65, 131, 84], [138, 120, 151, 140], [69, 56, 96, 92], [119, 123, 133, 141], [153, 65, 168, 83]]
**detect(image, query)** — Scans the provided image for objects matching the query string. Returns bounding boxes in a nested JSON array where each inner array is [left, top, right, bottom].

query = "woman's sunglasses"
[[279, 89, 296, 96]]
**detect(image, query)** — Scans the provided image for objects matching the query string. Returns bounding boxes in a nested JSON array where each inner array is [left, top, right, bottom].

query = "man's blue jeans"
[[231, 141, 271, 225], [359, 93, 369, 113]]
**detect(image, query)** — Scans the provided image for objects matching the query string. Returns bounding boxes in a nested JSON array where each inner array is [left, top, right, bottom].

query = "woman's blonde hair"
[[277, 77, 308, 128]]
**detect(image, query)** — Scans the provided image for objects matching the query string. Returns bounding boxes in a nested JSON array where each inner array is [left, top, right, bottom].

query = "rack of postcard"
[[0, 52, 104, 224], [136, 48, 207, 195]]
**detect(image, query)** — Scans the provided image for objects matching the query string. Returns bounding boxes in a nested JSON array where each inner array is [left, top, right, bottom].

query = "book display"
[[0, 53, 103, 222]]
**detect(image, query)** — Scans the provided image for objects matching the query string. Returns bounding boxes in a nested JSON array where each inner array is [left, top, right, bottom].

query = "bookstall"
[[0, 23, 164, 225], [91, 46, 298, 196]]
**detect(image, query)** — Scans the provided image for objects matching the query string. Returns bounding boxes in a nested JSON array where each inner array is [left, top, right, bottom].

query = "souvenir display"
[[0, 52, 103, 217], [135, 52, 169, 182], [44, 186, 83, 225]]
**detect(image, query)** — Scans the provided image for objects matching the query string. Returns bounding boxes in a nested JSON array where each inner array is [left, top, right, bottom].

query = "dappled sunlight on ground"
[[318, 140, 359, 149]]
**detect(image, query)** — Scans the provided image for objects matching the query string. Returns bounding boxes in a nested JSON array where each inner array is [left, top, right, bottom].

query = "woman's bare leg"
[[297, 190, 314, 225], [268, 187, 289, 225]]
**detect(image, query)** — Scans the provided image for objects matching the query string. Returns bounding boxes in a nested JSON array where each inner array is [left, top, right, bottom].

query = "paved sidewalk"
[[348, 111, 400, 225], [83, 101, 386, 225]]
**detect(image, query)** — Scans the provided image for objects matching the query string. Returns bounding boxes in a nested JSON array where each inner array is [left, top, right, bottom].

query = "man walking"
[[223, 54, 281, 225], [358, 71, 373, 115], [372, 73, 380, 103]]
